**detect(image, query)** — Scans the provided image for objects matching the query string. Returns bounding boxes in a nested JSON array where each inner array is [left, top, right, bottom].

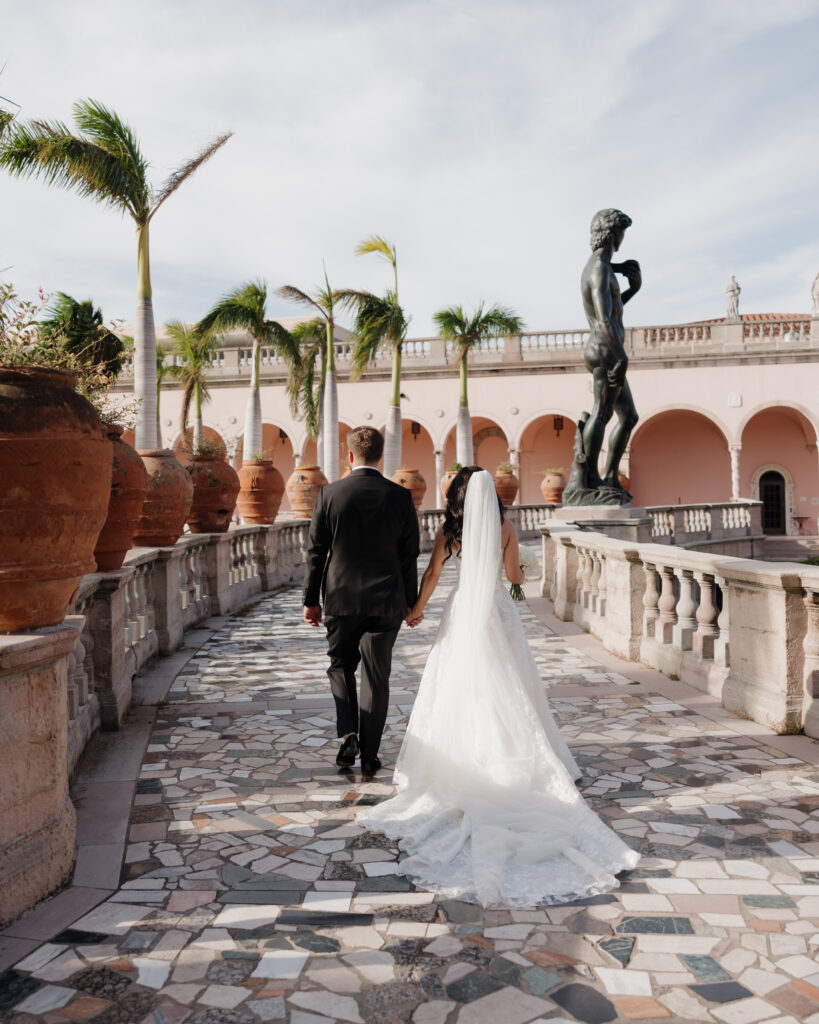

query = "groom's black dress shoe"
[[336, 734, 359, 767], [360, 757, 382, 776]]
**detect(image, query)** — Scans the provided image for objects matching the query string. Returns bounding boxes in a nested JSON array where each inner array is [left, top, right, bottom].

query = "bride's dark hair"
[[442, 465, 505, 559]]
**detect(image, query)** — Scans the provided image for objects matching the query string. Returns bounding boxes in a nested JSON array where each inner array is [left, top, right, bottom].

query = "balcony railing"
[[116, 316, 817, 383]]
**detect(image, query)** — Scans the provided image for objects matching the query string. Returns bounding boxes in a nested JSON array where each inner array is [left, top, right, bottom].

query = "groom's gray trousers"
[[324, 613, 403, 758]]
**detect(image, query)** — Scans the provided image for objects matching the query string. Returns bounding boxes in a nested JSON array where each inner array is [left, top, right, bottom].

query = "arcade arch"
[[518, 414, 577, 506], [629, 410, 730, 507], [443, 416, 509, 481], [741, 406, 819, 535], [399, 419, 436, 509]]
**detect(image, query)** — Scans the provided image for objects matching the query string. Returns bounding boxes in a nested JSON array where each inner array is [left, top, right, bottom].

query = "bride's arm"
[[406, 525, 449, 625], [502, 519, 525, 584]]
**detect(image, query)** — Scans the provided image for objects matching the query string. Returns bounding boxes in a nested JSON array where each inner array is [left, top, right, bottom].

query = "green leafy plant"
[[165, 319, 217, 452], [496, 463, 515, 473]]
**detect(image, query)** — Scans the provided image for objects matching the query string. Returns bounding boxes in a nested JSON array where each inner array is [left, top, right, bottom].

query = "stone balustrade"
[[542, 521, 819, 739], [117, 316, 817, 383]]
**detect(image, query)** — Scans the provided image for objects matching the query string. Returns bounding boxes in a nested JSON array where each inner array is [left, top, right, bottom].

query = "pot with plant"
[[391, 466, 427, 509], [286, 464, 329, 519], [94, 421, 149, 570], [493, 463, 519, 506], [0, 284, 117, 629], [541, 467, 566, 504], [440, 461, 462, 503], [186, 438, 241, 533], [237, 452, 286, 524]]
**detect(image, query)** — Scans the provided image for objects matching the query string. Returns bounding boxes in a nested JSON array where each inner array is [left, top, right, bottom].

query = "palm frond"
[[276, 284, 322, 315], [355, 234, 397, 270], [195, 280, 267, 340], [265, 318, 299, 368], [0, 116, 144, 217], [0, 107, 14, 139], [151, 131, 232, 219], [71, 99, 151, 216], [433, 302, 523, 361], [336, 288, 407, 378]]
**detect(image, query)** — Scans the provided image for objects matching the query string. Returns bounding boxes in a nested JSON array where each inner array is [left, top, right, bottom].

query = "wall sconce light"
[[553, 415, 564, 437], [411, 421, 421, 441], [279, 428, 287, 445]]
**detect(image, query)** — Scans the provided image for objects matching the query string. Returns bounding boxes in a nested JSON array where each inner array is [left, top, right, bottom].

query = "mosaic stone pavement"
[[4, 548, 819, 1023]]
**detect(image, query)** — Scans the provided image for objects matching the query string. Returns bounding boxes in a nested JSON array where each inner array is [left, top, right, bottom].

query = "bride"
[[357, 466, 639, 907]]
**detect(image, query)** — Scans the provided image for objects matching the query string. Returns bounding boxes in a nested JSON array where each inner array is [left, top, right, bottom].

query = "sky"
[[2, 0, 819, 336]]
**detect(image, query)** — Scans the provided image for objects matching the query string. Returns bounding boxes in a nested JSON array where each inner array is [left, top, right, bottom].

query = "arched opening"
[[518, 415, 577, 505], [759, 470, 787, 534], [741, 406, 819, 535], [444, 416, 509, 480], [397, 420, 436, 508], [173, 426, 228, 467], [629, 410, 730, 506]]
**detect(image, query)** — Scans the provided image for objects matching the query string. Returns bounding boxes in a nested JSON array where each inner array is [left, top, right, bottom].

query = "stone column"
[[202, 534, 234, 615], [0, 618, 82, 926], [87, 569, 135, 729], [728, 443, 742, 501], [434, 450, 445, 509], [150, 547, 186, 655], [508, 448, 521, 505]]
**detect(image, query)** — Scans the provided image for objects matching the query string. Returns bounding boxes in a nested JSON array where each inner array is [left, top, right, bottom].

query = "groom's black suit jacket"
[[302, 468, 420, 617]]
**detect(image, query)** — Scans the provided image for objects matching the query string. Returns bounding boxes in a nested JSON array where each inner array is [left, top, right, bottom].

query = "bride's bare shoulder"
[[501, 518, 517, 544]]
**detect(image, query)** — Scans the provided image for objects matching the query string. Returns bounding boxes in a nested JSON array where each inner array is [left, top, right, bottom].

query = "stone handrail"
[[418, 504, 548, 551], [62, 520, 310, 775], [116, 316, 818, 382], [644, 500, 763, 550], [541, 522, 819, 739]]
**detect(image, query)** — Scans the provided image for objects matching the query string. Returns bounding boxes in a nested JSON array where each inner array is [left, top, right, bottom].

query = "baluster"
[[597, 552, 608, 617], [580, 548, 592, 608], [642, 561, 660, 637], [693, 572, 719, 659], [655, 565, 678, 643], [575, 547, 586, 608], [136, 569, 149, 639], [803, 590, 819, 708], [589, 551, 600, 612], [672, 568, 698, 650], [713, 576, 730, 667], [66, 650, 79, 719]]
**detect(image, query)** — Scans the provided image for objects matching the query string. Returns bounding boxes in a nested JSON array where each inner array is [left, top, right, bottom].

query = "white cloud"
[[1, 0, 818, 334]]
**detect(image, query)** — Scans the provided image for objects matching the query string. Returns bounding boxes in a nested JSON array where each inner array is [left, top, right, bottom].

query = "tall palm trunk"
[[134, 221, 158, 449], [243, 338, 263, 461], [316, 347, 327, 474], [323, 321, 339, 482], [156, 377, 163, 446], [456, 353, 474, 465], [383, 345, 403, 479], [193, 381, 204, 450]]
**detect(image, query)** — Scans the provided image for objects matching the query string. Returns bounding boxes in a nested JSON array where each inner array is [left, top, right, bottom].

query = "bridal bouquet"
[[509, 548, 540, 602]]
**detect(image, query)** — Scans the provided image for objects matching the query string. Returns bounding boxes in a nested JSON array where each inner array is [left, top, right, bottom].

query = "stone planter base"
[[0, 619, 81, 926]]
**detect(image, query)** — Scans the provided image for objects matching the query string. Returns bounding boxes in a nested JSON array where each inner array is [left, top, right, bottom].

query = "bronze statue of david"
[[564, 208, 641, 506]]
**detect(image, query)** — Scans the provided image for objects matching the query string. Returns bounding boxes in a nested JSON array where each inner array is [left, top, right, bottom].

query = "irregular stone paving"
[[4, 546, 819, 1023]]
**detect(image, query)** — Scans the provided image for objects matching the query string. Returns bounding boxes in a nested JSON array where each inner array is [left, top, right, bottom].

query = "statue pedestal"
[[553, 504, 652, 543]]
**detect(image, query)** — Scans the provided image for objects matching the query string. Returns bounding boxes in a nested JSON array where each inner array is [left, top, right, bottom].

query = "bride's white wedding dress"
[[357, 470, 639, 907]]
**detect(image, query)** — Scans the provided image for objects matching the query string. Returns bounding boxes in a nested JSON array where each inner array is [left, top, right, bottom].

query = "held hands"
[[405, 605, 424, 628], [303, 605, 322, 628]]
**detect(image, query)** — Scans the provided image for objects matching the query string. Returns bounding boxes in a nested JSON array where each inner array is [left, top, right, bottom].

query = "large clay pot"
[[237, 459, 285, 524], [494, 467, 519, 507], [619, 472, 631, 492], [133, 449, 194, 547], [286, 464, 328, 519], [440, 470, 459, 504], [0, 366, 113, 631], [541, 471, 566, 505], [187, 454, 241, 533], [392, 467, 427, 509], [94, 425, 149, 571]]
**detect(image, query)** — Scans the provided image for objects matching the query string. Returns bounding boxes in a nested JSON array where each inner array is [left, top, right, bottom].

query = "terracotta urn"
[[618, 472, 631, 492], [392, 467, 427, 509], [541, 470, 566, 505], [0, 366, 113, 631], [286, 464, 328, 519], [94, 424, 149, 570], [494, 467, 519, 507], [440, 470, 459, 504], [132, 449, 194, 547], [237, 459, 285, 524], [187, 453, 241, 533]]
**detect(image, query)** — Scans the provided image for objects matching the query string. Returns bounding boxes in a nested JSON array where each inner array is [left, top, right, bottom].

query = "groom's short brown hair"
[[347, 425, 384, 463]]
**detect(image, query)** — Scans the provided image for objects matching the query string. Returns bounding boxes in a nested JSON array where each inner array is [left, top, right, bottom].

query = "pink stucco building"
[[119, 311, 819, 534]]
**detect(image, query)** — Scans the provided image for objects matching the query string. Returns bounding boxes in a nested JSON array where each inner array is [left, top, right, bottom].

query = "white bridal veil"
[[358, 469, 639, 906]]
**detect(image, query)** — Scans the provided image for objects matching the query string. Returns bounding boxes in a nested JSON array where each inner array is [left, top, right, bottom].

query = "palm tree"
[[0, 99, 231, 449], [277, 271, 340, 480], [195, 280, 297, 461], [165, 319, 217, 451], [40, 291, 125, 380], [286, 317, 326, 465], [336, 236, 409, 479], [433, 303, 524, 465]]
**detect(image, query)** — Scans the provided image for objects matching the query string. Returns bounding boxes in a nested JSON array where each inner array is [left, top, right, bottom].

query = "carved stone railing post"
[[149, 547, 186, 655], [802, 587, 819, 738], [202, 534, 233, 615], [642, 561, 660, 638], [86, 568, 134, 729], [672, 568, 698, 651], [693, 571, 719, 659], [713, 575, 730, 667], [655, 565, 678, 644]]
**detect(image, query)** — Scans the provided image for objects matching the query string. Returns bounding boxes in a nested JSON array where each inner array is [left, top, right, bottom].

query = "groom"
[[302, 426, 420, 775]]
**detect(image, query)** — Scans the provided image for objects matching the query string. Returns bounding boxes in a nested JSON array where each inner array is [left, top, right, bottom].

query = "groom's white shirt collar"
[[351, 465, 381, 474]]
